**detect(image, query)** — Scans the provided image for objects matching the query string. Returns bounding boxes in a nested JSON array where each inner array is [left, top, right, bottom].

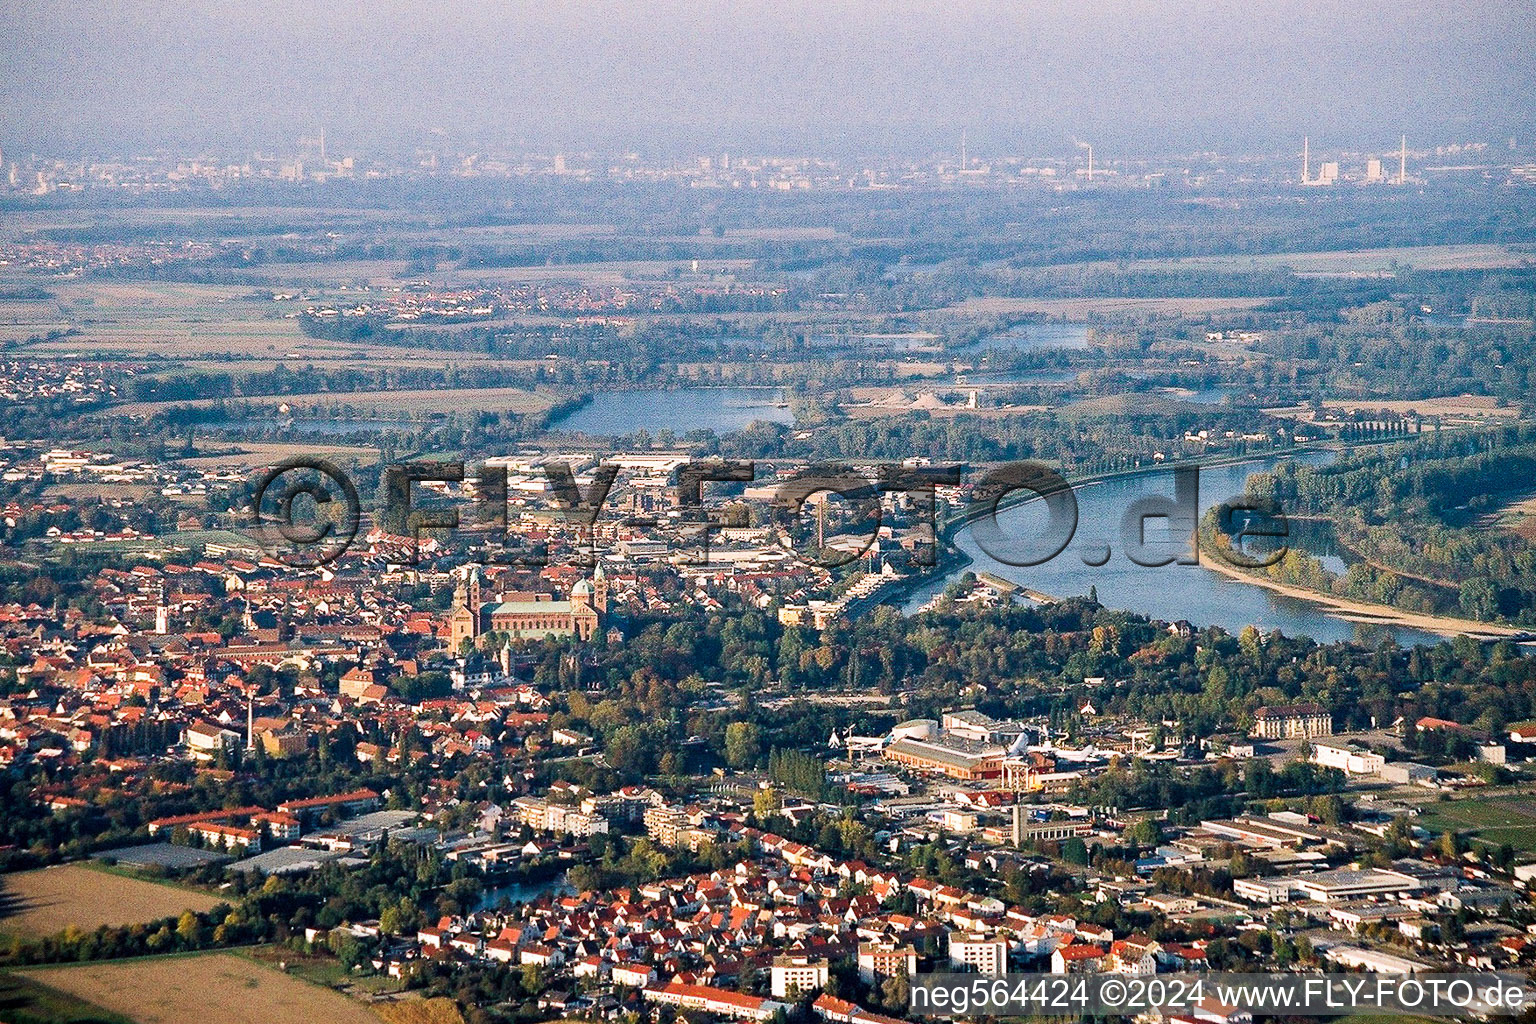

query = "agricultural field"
[[18, 953, 385, 1024], [1320, 395, 1520, 420], [1087, 242, 1536, 275], [0, 971, 131, 1024], [944, 295, 1274, 317], [375, 999, 468, 1024], [42, 482, 158, 501], [0, 280, 304, 355], [22, 321, 311, 359], [0, 865, 225, 937], [140, 351, 516, 377], [842, 384, 1049, 419], [175, 441, 382, 471], [1486, 492, 1536, 541], [0, 278, 516, 369], [113, 385, 557, 418], [450, 258, 756, 286], [1263, 394, 1524, 427]]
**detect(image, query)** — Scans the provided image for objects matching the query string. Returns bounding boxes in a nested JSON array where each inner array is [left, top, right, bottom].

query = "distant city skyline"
[[3, 1, 1534, 157], [9, 129, 1532, 197], [0, 131, 1517, 165]]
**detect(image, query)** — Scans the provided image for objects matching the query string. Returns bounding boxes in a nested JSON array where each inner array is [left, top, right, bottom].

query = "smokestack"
[[1302, 136, 1310, 184], [1399, 135, 1407, 185]]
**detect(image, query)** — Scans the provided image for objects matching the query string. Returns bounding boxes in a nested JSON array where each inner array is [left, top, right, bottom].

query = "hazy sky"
[[3, 1, 1534, 157]]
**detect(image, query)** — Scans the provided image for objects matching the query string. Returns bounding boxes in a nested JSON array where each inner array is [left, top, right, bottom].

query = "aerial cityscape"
[[2, 3, 1536, 1024]]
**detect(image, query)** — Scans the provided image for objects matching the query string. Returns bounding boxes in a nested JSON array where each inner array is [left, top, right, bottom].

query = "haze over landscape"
[[5, 0, 1536, 155]]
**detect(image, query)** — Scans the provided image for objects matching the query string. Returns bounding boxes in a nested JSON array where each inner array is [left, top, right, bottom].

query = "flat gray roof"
[[228, 845, 348, 875], [94, 842, 231, 870]]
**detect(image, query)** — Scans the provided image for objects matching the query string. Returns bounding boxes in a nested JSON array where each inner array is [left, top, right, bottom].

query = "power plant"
[[1300, 135, 1408, 186]]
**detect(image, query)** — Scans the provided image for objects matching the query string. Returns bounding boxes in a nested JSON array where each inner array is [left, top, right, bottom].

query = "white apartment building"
[[949, 933, 1009, 976], [771, 955, 830, 998]]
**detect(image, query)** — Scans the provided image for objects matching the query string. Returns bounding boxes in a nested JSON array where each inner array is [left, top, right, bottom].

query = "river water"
[[902, 451, 1444, 647], [551, 386, 793, 436], [475, 871, 575, 911]]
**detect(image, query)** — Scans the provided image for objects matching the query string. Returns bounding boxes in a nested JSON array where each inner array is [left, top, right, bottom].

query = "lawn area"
[[0, 864, 225, 938], [19, 953, 385, 1024], [243, 944, 403, 997], [1417, 798, 1536, 851], [0, 971, 131, 1024]]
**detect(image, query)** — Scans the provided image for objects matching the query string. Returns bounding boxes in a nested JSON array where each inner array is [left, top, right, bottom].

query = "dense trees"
[[1243, 425, 1536, 622], [529, 584, 1536, 798]]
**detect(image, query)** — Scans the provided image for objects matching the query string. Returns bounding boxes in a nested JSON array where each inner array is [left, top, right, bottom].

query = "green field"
[[242, 945, 402, 997], [1418, 797, 1536, 850]]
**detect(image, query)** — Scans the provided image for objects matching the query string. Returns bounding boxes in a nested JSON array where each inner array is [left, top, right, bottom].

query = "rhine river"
[[902, 451, 1445, 648]]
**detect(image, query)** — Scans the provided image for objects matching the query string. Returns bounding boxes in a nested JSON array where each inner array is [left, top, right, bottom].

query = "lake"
[[958, 322, 1091, 351], [1167, 386, 1236, 406], [551, 387, 794, 436], [476, 871, 575, 911], [903, 451, 1445, 647]]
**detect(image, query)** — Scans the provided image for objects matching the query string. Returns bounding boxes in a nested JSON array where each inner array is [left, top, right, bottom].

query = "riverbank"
[[882, 445, 1337, 614], [1198, 550, 1524, 641]]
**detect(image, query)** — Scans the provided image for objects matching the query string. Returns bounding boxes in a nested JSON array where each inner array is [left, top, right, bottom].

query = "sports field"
[[1417, 798, 1536, 851]]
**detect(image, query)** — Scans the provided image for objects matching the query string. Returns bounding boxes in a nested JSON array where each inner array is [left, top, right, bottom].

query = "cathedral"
[[449, 565, 606, 649]]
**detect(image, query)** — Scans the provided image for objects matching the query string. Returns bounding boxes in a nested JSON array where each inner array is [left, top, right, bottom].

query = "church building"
[[449, 566, 606, 648]]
